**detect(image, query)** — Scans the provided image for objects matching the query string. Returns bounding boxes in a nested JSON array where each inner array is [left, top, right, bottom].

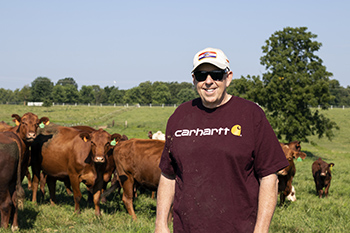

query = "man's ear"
[[225, 71, 233, 87], [192, 73, 196, 85]]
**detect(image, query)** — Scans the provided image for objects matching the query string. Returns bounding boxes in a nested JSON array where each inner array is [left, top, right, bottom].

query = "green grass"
[[0, 105, 349, 232]]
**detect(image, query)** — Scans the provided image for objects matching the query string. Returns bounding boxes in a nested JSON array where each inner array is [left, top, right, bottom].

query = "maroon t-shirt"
[[159, 96, 289, 233]]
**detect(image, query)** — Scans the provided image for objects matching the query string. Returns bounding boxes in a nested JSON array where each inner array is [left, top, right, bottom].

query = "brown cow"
[[279, 141, 307, 160], [2, 113, 49, 190], [0, 131, 25, 231], [0, 113, 48, 230], [103, 138, 164, 220], [0, 121, 12, 131], [277, 144, 296, 205], [31, 124, 123, 216], [312, 158, 335, 198]]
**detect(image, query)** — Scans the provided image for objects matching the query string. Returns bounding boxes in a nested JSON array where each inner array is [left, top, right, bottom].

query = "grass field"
[[0, 104, 349, 232]]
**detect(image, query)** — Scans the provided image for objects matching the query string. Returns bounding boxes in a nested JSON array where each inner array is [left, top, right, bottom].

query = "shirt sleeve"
[[253, 107, 289, 178], [159, 120, 176, 178]]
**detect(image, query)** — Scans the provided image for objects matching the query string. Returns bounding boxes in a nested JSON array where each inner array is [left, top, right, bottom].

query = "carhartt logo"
[[174, 125, 242, 137], [231, 125, 242, 137]]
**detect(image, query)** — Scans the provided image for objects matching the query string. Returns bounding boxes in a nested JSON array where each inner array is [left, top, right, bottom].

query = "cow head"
[[80, 129, 123, 163], [277, 145, 295, 176], [317, 159, 335, 177], [12, 113, 50, 143]]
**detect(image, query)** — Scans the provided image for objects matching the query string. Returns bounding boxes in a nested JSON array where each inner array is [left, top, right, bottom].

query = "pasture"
[[0, 104, 349, 232]]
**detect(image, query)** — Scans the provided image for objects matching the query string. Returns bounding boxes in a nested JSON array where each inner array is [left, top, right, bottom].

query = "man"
[[155, 48, 289, 233]]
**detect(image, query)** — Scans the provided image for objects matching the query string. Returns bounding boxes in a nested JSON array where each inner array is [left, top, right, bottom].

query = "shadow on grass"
[[18, 206, 40, 230], [23, 180, 157, 219]]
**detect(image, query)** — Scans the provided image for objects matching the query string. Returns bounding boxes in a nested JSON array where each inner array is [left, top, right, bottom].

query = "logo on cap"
[[198, 51, 217, 61]]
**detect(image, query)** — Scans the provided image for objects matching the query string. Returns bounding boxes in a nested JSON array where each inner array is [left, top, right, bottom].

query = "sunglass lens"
[[194, 71, 207, 82], [194, 70, 226, 82], [210, 71, 224, 81]]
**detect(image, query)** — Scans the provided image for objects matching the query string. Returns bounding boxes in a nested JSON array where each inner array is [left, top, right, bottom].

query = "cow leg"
[[93, 190, 102, 216], [325, 183, 331, 198], [31, 169, 40, 203], [0, 191, 12, 229], [122, 177, 137, 220], [46, 176, 57, 205], [26, 169, 32, 190], [39, 172, 47, 202], [10, 190, 19, 231], [69, 176, 82, 214], [64, 179, 73, 195]]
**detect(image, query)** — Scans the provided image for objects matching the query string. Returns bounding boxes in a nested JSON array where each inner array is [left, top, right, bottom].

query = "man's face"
[[192, 63, 233, 109]]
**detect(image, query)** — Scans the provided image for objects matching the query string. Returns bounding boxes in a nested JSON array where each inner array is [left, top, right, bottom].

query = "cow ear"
[[39, 117, 50, 125], [110, 133, 122, 146], [329, 163, 335, 167], [12, 114, 21, 125], [80, 132, 91, 142]]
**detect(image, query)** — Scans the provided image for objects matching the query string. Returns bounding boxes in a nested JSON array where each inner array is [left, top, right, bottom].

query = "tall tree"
[[260, 27, 338, 142], [31, 77, 54, 102], [52, 85, 67, 103], [18, 85, 32, 104], [56, 77, 78, 89], [227, 75, 264, 105], [80, 85, 94, 104]]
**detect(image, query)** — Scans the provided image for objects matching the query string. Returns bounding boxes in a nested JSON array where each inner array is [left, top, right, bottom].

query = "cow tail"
[[101, 180, 119, 198]]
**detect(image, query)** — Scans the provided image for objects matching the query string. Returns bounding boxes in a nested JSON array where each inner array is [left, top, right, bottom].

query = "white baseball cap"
[[192, 47, 230, 72]]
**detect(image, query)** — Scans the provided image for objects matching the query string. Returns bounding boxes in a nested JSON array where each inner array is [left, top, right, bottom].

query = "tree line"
[[0, 77, 199, 106], [0, 27, 346, 142], [0, 75, 349, 107]]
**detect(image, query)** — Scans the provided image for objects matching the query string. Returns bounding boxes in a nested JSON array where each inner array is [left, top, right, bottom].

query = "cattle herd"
[[0, 112, 335, 230]]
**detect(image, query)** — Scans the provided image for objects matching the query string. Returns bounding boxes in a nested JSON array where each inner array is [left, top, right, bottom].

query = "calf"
[[31, 125, 123, 216], [312, 158, 335, 198], [279, 141, 306, 160], [102, 138, 164, 220], [277, 145, 296, 205]]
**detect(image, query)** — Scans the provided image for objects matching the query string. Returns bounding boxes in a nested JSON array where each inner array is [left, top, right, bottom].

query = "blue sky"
[[1, 1, 349, 90]]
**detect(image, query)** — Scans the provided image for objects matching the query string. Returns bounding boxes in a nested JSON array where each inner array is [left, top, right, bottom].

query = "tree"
[[56, 77, 78, 89], [152, 82, 171, 104], [79, 85, 94, 104], [227, 75, 264, 105], [31, 77, 54, 102], [52, 85, 67, 103], [176, 88, 197, 104], [64, 85, 80, 103], [260, 27, 338, 142], [18, 85, 32, 104], [92, 85, 107, 104]]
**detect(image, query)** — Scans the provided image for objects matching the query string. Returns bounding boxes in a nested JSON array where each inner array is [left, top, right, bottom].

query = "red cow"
[[0, 131, 25, 231], [0, 112, 49, 230], [31, 124, 123, 216], [277, 144, 296, 205], [312, 158, 335, 198], [103, 139, 164, 220], [279, 141, 307, 160], [0, 121, 12, 131]]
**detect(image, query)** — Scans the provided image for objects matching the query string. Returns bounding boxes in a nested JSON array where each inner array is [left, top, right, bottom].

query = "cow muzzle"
[[93, 156, 106, 163], [26, 132, 37, 142]]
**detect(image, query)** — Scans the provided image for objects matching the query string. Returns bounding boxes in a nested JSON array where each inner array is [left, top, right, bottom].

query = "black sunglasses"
[[193, 70, 228, 82]]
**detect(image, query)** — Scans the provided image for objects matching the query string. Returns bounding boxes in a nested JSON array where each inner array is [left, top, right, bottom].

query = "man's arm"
[[254, 173, 279, 233], [155, 173, 176, 233]]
